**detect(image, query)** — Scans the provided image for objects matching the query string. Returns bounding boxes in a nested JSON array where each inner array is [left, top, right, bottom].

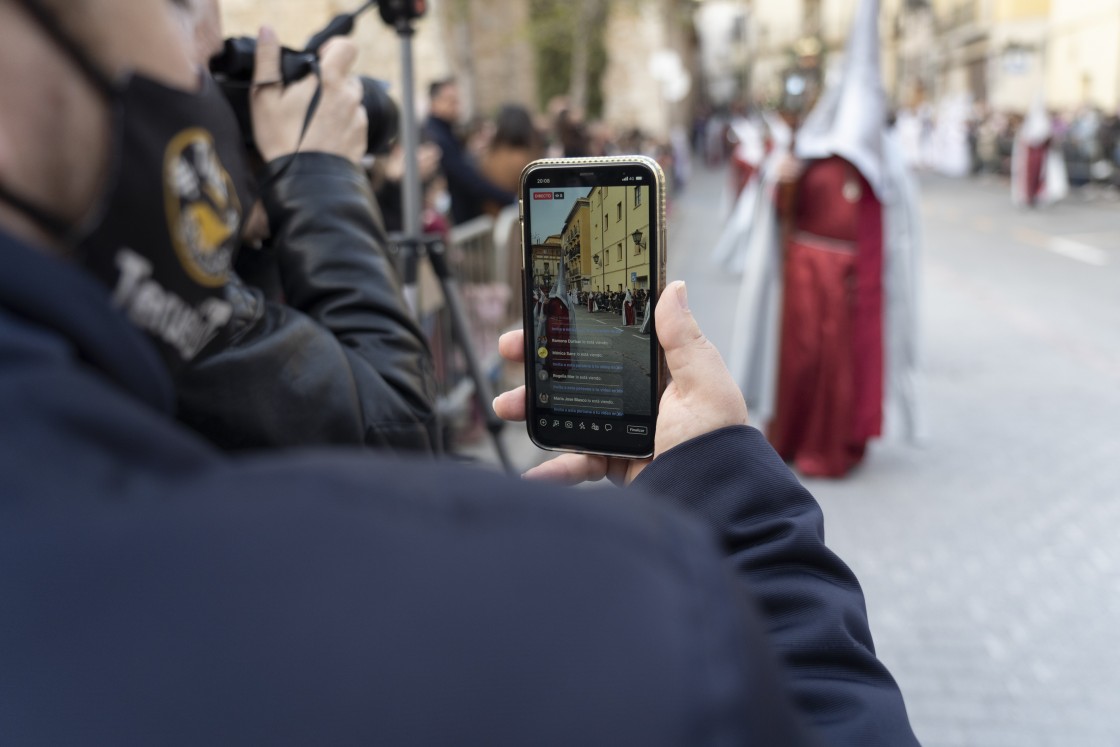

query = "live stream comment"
[[542, 325, 627, 417]]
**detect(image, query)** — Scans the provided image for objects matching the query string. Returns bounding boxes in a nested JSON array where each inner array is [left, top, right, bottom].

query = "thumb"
[[655, 281, 731, 395], [253, 25, 282, 87]]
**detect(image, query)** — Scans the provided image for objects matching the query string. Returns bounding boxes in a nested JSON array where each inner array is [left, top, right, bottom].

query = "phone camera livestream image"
[[527, 175, 655, 453]]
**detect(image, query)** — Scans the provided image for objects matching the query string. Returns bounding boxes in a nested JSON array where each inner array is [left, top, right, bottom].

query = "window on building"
[[605, 213, 609, 229], [634, 186, 641, 207], [616, 202, 622, 222]]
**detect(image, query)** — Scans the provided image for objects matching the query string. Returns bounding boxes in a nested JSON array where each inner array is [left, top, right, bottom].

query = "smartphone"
[[519, 156, 667, 458]]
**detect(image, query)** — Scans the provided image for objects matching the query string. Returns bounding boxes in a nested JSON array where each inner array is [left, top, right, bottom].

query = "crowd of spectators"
[[904, 101, 1120, 188]]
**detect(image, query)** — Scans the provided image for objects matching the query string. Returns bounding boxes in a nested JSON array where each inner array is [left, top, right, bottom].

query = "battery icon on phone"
[[635, 176, 644, 181]]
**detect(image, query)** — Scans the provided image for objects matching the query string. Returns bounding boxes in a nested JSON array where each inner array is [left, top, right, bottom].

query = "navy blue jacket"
[[423, 114, 516, 225], [0, 230, 917, 745]]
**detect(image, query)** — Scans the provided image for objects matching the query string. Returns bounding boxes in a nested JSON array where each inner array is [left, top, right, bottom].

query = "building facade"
[[586, 185, 651, 294], [702, 0, 1120, 115], [899, 0, 1120, 112], [1045, 0, 1120, 111], [601, 0, 697, 138], [561, 199, 593, 294], [531, 236, 563, 291]]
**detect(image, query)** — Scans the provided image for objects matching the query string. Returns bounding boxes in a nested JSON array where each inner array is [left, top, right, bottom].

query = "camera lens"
[[360, 77, 399, 155]]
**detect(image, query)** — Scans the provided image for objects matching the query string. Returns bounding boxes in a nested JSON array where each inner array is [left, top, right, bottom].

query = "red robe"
[[1025, 141, 1049, 207], [730, 155, 757, 199], [544, 297, 571, 375], [623, 299, 636, 326], [767, 156, 884, 478]]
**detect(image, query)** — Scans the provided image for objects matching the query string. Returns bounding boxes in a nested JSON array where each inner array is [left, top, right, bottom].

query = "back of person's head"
[[492, 104, 540, 151]]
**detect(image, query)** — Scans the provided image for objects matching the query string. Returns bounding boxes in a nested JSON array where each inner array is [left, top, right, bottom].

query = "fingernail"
[[259, 25, 276, 43], [675, 281, 689, 311]]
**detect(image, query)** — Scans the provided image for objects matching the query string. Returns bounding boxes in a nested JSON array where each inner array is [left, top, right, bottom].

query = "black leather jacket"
[[175, 153, 438, 453]]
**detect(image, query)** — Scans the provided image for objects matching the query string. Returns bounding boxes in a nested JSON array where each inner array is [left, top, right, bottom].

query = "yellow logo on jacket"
[[163, 128, 240, 287]]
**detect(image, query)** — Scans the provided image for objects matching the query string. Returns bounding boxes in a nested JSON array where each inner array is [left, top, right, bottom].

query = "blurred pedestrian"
[[543, 260, 574, 376], [555, 105, 591, 158], [423, 78, 515, 225], [728, 0, 923, 478], [711, 111, 792, 274], [480, 103, 544, 217], [368, 140, 444, 233], [622, 287, 635, 326], [1011, 95, 1068, 208], [727, 114, 766, 200]]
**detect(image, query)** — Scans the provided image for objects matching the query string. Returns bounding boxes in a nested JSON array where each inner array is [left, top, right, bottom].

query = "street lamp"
[[631, 229, 644, 252]]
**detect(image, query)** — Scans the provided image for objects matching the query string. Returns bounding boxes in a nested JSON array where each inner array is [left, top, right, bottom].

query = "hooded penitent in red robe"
[[767, 157, 884, 477]]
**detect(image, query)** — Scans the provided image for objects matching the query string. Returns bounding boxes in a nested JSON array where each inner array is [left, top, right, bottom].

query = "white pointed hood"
[[730, 115, 766, 167], [548, 258, 571, 307], [1021, 94, 1052, 146], [795, 0, 887, 198]]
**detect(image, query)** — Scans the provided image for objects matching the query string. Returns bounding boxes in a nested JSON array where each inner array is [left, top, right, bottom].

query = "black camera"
[[210, 37, 400, 156], [208, 1, 428, 156]]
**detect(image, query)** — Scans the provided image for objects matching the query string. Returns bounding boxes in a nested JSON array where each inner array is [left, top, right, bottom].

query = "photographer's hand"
[[493, 281, 749, 486], [251, 26, 367, 164]]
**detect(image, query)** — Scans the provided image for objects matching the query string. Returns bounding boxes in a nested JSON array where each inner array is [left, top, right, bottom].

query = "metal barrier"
[[419, 207, 521, 451]]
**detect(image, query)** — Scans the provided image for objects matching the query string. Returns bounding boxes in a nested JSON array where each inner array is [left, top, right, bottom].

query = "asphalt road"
[[567, 305, 653, 415]]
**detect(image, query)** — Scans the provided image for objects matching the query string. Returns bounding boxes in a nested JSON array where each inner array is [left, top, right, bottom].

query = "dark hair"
[[556, 109, 590, 158], [428, 77, 455, 101], [492, 104, 539, 150]]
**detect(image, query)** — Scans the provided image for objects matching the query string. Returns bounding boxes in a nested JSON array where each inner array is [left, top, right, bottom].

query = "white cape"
[[711, 114, 792, 274], [1010, 138, 1069, 207], [726, 132, 924, 442]]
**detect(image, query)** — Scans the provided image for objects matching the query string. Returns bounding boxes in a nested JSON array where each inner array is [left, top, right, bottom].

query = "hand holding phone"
[[494, 280, 750, 485], [518, 156, 667, 458]]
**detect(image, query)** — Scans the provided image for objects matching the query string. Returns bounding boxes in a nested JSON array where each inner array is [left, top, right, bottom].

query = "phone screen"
[[521, 159, 662, 457]]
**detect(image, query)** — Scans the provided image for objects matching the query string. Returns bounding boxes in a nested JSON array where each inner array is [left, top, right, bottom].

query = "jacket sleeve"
[[632, 425, 920, 746], [175, 154, 439, 454]]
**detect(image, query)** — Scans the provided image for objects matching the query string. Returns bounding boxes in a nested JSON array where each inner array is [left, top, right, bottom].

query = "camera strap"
[[254, 64, 324, 197]]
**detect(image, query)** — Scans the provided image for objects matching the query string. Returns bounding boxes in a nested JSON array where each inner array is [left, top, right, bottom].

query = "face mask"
[[433, 190, 452, 216], [0, 0, 253, 370]]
